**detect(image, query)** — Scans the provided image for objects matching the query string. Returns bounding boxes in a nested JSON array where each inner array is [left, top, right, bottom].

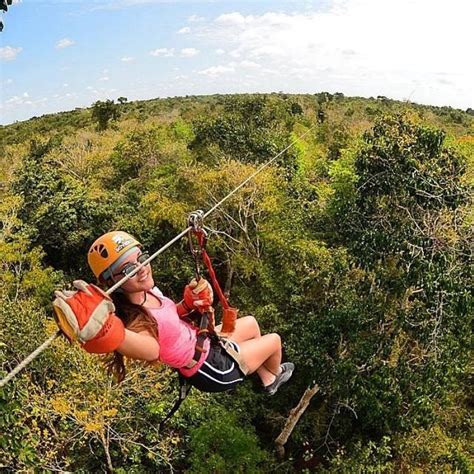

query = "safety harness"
[[187, 211, 248, 372], [160, 211, 248, 428]]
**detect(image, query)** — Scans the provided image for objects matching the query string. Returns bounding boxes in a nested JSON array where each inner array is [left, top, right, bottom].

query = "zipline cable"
[[0, 125, 314, 389], [0, 331, 62, 388], [203, 126, 314, 219]]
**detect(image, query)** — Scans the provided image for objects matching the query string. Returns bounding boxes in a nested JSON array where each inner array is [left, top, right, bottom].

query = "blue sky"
[[1, 0, 473, 125]]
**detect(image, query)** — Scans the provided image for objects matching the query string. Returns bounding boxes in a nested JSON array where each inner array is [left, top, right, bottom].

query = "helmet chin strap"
[[141, 291, 147, 306]]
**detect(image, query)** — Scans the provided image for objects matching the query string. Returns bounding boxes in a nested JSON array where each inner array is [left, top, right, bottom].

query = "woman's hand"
[[183, 277, 214, 312], [53, 280, 125, 353]]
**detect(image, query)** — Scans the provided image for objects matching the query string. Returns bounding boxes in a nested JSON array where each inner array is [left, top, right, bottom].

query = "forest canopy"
[[0, 93, 472, 472]]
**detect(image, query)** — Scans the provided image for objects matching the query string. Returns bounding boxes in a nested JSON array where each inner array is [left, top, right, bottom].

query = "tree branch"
[[274, 384, 320, 458]]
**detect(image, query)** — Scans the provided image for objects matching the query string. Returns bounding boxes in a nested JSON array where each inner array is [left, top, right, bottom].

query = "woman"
[[55, 231, 294, 395]]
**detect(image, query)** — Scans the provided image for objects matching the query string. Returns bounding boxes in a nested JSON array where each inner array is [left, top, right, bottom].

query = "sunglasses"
[[113, 252, 150, 278]]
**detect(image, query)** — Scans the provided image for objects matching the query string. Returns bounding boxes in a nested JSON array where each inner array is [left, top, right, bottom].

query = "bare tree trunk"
[[101, 429, 114, 473], [274, 384, 320, 458]]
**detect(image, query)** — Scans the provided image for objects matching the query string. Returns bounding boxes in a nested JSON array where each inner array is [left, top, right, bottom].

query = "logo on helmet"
[[112, 235, 133, 253]]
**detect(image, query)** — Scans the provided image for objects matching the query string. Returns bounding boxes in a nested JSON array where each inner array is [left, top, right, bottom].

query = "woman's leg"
[[215, 316, 280, 385], [215, 316, 261, 343], [238, 333, 282, 386]]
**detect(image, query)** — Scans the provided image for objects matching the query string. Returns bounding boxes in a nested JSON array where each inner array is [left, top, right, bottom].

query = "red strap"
[[195, 230, 237, 333], [195, 231, 229, 309]]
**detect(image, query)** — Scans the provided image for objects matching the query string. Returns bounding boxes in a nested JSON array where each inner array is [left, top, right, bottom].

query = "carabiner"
[[187, 210, 205, 232], [187, 210, 208, 280]]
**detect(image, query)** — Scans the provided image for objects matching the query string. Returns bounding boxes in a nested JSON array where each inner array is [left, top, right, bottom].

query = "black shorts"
[[186, 340, 245, 393]]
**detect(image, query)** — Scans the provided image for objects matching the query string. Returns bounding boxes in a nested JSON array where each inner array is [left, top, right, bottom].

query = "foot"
[[264, 362, 294, 396]]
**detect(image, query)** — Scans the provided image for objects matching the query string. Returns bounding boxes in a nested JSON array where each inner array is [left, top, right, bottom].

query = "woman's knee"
[[248, 315, 260, 334], [268, 332, 281, 348], [241, 315, 260, 336]]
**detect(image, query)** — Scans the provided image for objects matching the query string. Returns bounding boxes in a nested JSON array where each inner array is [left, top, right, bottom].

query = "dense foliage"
[[1, 93, 472, 472]]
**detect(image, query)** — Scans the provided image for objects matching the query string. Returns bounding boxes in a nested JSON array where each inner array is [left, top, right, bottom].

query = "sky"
[[0, 0, 473, 125]]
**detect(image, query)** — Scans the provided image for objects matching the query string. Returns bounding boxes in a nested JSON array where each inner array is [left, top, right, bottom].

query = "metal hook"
[[187, 210, 207, 280], [187, 209, 205, 231]]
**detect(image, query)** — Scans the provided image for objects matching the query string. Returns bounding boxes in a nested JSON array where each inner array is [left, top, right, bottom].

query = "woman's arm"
[[116, 329, 160, 362]]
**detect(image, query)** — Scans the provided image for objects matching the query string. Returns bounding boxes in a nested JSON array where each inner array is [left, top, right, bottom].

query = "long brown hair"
[[106, 291, 158, 383]]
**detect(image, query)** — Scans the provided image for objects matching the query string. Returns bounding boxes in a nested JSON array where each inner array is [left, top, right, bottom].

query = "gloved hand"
[[183, 277, 214, 312], [53, 280, 125, 353]]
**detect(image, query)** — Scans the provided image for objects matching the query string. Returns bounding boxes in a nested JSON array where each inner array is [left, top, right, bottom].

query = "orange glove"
[[183, 278, 214, 312], [53, 280, 125, 353]]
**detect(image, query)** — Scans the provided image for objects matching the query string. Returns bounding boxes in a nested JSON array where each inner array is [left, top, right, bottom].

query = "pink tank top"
[[146, 287, 209, 377]]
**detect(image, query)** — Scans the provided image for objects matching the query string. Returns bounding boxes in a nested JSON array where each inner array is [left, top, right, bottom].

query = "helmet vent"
[[91, 243, 109, 259]]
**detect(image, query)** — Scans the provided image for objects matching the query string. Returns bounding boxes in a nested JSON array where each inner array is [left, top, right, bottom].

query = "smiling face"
[[110, 248, 155, 298]]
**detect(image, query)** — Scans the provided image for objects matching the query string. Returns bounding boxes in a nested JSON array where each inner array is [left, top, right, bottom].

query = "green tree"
[[189, 95, 297, 172], [91, 100, 119, 131], [290, 102, 304, 115], [271, 114, 472, 463], [188, 413, 268, 473], [331, 114, 471, 431], [11, 138, 112, 273]]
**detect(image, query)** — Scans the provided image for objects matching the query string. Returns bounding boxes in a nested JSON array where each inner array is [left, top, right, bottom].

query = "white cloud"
[[204, 1, 474, 108], [188, 14, 204, 22], [5, 93, 46, 107], [215, 48, 225, 55], [215, 12, 246, 27], [121, 56, 134, 62], [150, 48, 174, 57], [180, 47, 199, 58], [198, 65, 235, 78], [6, 96, 23, 105], [178, 26, 190, 34], [0, 46, 22, 61], [99, 76, 110, 81], [239, 60, 260, 69], [56, 38, 75, 49], [3, 78, 13, 85]]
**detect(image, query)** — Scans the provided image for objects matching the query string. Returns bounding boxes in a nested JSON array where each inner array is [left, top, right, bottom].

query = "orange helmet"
[[88, 231, 141, 280]]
